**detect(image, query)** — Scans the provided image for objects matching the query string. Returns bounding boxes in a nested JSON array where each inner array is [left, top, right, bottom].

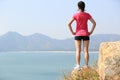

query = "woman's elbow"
[[68, 23, 71, 27], [94, 21, 96, 27]]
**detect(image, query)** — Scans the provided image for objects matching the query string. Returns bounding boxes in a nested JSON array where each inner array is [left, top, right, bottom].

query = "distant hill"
[[0, 32, 120, 52], [89, 34, 120, 51]]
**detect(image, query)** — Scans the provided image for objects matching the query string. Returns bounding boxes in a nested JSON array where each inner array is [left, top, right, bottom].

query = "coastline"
[[0, 51, 99, 54]]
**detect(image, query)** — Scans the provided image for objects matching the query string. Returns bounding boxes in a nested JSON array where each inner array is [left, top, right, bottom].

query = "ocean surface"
[[0, 51, 98, 80]]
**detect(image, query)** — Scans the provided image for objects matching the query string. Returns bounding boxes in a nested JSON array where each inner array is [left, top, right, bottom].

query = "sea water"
[[0, 51, 98, 80]]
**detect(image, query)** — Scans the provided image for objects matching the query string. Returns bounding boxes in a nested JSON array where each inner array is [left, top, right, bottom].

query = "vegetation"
[[64, 67, 100, 80], [64, 61, 100, 80]]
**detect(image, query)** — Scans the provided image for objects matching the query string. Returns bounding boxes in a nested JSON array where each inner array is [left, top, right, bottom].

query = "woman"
[[68, 1, 96, 70]]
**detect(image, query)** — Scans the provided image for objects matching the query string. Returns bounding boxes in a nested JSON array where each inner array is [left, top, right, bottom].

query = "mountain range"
[[0, 32, 120, 52]]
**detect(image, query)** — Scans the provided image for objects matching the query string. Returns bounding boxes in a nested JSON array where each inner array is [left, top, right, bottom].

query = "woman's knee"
[[76, 47, 81, 52], [84, 47, 88, 53]]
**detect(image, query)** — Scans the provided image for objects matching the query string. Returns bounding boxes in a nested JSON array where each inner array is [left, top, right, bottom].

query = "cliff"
[[98, 41, 120, 80]]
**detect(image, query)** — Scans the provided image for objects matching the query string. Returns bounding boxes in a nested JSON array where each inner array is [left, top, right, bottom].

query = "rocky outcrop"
[[98, 41, 120, 80], [64, 67, 99, 80]]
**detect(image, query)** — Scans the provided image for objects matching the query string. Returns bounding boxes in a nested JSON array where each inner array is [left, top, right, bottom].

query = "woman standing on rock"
[[68, 1, 96, 70]]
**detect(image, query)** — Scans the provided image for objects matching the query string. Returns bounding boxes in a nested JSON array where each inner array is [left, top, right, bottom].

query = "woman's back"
[[73, 12, 91, 36]]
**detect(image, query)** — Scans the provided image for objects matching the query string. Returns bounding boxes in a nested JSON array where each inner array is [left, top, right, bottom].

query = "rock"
[[64, 67, 99, 80], [98, 41, 120, 80]]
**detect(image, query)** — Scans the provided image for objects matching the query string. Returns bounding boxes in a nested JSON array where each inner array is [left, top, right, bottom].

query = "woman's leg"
[[83, 40, 89, 67], [75, 40, 81, 65]]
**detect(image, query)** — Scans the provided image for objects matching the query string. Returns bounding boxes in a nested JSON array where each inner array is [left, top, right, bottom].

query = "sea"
[[0, 51, 98, 80]]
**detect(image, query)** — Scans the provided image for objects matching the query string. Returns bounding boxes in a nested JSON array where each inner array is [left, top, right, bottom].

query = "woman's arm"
[[89, 18, 96, 35], [68, 18, 75, 35]]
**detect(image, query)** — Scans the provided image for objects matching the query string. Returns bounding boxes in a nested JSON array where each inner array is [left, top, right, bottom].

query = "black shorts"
[[75, 36, 90, 41]]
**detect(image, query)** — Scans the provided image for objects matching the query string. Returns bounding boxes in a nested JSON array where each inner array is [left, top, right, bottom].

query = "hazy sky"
[[0, 0, 120, 39]]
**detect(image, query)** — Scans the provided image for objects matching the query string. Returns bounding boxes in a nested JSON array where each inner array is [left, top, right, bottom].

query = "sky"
[[0, 0, 120, 39]]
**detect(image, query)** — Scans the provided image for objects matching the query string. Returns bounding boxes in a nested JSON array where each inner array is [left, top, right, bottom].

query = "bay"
[[0, 51, 98, 80]]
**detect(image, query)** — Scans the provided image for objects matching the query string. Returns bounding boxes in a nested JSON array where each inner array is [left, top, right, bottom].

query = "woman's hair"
[[78, 1, 85, 12]]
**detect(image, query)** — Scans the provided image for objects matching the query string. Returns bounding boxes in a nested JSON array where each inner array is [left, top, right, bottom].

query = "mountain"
[[90, 34, 120, 51], [0, 32, 75, 51], [0, 32, 120, 52]]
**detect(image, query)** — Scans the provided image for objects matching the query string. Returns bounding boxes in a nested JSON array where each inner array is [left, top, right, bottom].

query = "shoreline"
[[0, 51, 99, 53]]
